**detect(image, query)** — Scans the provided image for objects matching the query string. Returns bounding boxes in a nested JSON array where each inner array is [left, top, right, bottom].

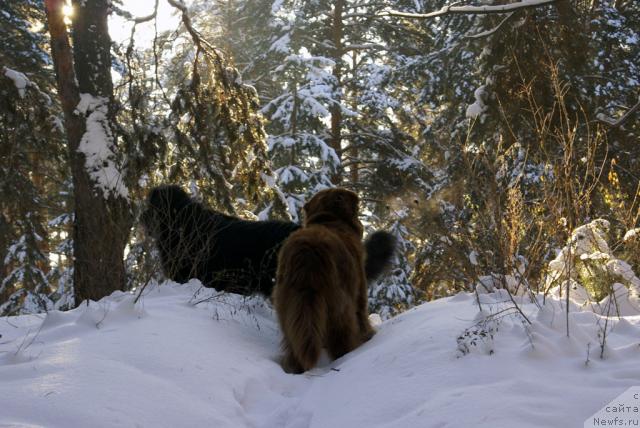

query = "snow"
[[1, 281, 640, 427], [75, 94, 129, 199], [270, 33, 290, 54], [260, 172, 295, 221], [465, 84, 488, 120], [271, 0, 284, 14], [623, 228, 639, 242], [543, 219, 640, 316], [3, 67, 30, 98], [468, 250, 479, 266], [386, 0, 559, 19], [277, 165, 309, 184]]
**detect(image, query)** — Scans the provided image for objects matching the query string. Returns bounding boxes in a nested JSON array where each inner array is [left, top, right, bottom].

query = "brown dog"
[[273, 188, 375, 373]]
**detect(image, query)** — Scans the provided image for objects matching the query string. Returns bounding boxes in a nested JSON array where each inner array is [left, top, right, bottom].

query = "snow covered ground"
[[1, 281, 639, 428]]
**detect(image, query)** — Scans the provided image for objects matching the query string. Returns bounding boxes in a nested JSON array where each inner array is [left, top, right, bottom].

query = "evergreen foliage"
[[1, 0, 638, 317], [0, 66, 69, 315]]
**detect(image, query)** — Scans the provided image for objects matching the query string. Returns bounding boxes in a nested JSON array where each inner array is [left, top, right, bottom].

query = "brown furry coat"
[[272, 188, 375, 373]]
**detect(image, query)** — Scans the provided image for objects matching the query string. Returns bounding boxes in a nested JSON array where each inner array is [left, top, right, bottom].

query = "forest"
[[2, 0, 638, 318], [1, 1, 640, 426]]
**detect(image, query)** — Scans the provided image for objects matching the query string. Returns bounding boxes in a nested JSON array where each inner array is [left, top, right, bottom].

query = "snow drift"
[[1, 281, 639, 427]]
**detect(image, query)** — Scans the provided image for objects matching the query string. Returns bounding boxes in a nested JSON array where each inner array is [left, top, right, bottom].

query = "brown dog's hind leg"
[[355, 277, 376, 342], [280, 345, 305, 374], [326, 309, 360, 361]]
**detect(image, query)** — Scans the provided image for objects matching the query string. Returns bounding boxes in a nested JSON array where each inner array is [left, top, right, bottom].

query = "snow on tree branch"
[[466, 12, 515, 38], [3, 67, 30, 98], [383, 0, 558, 19], [596, 97, 640, 128]]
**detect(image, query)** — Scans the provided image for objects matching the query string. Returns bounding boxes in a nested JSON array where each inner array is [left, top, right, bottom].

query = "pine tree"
[[45, 0, 134, 305], [0, 0, 51, 82], [179, 0, 425, 312], [368, 211, 421, 320], [386, 0, 639, 297], [0, 67, 67, 315]]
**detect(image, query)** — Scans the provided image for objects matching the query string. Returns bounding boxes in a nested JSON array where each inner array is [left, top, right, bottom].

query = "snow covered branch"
[[466, 12, 515, 38], [596, 97, 640, 128], [110, 1, 157, 24], [383, 0, 559, 19]]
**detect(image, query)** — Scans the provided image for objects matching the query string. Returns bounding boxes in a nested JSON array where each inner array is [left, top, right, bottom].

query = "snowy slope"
[[1, 281, 639, 428]]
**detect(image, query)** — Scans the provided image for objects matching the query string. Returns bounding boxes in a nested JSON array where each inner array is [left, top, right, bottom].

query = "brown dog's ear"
[[328, 189, 360, 228], [302, 195, 315, 215], [302, 192, 320, 223], [341, 190, 363, 236], [346, 190, 359, 209], [336, 189, 359, 215], [303, 188, 329, 215]]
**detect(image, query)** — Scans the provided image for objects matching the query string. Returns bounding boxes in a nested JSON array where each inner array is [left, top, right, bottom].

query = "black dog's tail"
[[363, 231, 397, 283]]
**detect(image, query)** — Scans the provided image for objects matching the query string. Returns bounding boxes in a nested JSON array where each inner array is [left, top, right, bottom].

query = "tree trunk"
[[71, 0, 114, 98], [45, 0, 131, 306], [329, 0, 344, 185], [0, 214, 9, 292], [348, 51, 358, 185]]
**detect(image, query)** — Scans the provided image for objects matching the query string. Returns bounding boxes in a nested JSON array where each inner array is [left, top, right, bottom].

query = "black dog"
[[141, 185, 396, 296]]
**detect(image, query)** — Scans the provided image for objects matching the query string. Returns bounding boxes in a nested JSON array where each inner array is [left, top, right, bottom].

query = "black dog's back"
[[205, 216, 299, 295], [142, 185, 300, 295], [143, 185, 395, 296]]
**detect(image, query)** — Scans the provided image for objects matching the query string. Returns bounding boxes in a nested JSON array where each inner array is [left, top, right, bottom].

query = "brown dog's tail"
[[276, 235, 335, 372]]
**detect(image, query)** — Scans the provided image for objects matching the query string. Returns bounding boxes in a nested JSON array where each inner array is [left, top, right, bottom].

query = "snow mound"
[[1, 282, 639, 427]]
